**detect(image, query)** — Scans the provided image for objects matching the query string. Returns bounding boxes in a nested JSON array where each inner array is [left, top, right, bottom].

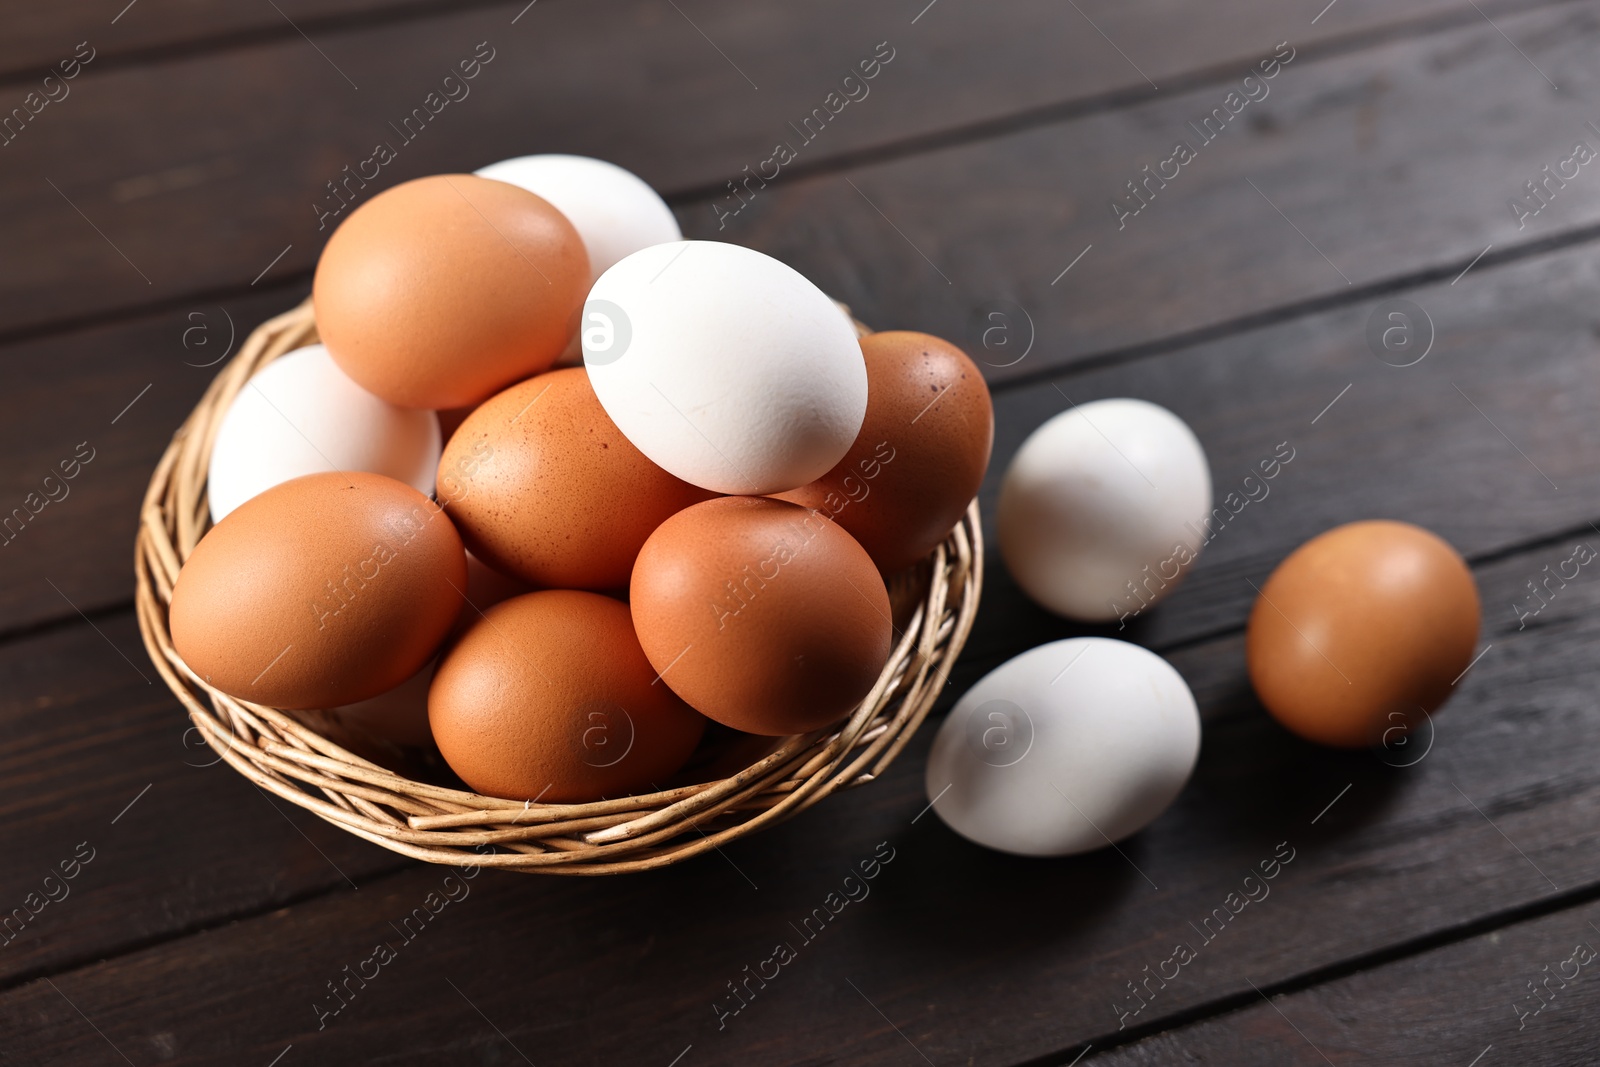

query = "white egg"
[[582, 241, 866, 494], [925, 637, 1200, 857], [207, 344, 441, 522], [475, 154, 682, 281], [998, 398, 1212, 623]]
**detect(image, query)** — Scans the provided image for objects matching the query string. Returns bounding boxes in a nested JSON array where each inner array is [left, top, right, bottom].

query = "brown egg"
[[630, 496, 893, 735], [171, 472, 466, 709], [429, 590, 706, 801], [313, 174, 589, 409], [777, 331, 992, 573], [1247, 520, 1481, 748], [437, 368, 715, 589]]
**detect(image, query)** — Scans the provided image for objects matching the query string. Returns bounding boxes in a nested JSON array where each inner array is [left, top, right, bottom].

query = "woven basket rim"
[[134, 297, 984, 874]]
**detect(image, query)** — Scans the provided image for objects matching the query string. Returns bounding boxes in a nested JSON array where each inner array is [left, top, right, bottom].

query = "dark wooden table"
[[5, 1, 1600, 1062]]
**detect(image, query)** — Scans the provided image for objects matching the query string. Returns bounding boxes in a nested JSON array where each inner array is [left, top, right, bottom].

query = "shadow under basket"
[[135, 297, 984, 875]]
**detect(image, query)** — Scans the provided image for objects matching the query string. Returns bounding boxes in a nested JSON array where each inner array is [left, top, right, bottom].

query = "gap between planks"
[[0, 0, 1583, 366], [660, 0, 1588, 206], [1001, 869, 1600, 1067], [0, 858, 418, 1001], [11, 514, 1600, 1050], [0, 0, 534, 90]]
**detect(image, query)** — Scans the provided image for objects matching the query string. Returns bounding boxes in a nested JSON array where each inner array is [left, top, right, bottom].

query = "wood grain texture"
[[1091, 899, 1600, 1064], [704, 0, 1600, 386], [0, 1, 471, 80], [0, 611, 409, 990], [4, 529, 1600, 1064], [0, 0, 1550, 83], [0, 286, 306, 638], [0, 0, 1566, 338]]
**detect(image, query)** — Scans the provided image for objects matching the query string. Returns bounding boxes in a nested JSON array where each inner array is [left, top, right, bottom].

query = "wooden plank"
[[0, 0, 1565, 338], [712, 0, 1600, 386], [0, 0, 1546, 85], [962, 235, 1600, 665], [0, 610, 410, 990], [1090, 898, 1600, 1064], [4, 528, 1600, 1064], [0, 2, 463, 81], [0, 286, 307, 639]]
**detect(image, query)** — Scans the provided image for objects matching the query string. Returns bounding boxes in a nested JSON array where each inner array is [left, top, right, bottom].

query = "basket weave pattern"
[[135, 298, 983, 874]]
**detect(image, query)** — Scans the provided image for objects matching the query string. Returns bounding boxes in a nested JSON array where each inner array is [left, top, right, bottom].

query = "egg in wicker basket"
[[134, 296, 984, 875]]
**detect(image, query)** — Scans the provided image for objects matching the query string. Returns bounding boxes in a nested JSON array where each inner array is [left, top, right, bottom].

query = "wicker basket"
[[134, 297, 983, 874]]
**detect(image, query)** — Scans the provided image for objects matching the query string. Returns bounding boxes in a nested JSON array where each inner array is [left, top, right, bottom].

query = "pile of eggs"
[[168, 155, 995, 805], [168, 154, 1481, 860], [926, 398, 1483, 858]]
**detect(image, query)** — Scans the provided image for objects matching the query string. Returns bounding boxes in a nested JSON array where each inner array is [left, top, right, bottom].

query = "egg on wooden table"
[[925, 637, 1201, 856], [206, 343, 440, 522], [313, 174, 589, 409], [170, 472, 466, 709], [630, 496, 892, 735], [429, 590, 707, 802], [437, 368, 714, 590], [998, 398, 1212, 622], [777, 330, 993, 573], [583, 241, 866, 494], [1247, 519, 1481, 748], [475, 154, 682, 281]]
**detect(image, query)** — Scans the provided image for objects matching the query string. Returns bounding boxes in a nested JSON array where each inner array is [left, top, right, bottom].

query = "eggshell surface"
[[777, 331, 993, 572], [437, 368, 714, 589], [630, 496, 892, 735], [925, 637, 1200, 856], [583, 242, 866, 494], [429, 590, 706, 802], [207, 344, 440, 522], [1247, 519, 1480, 748], [475, 154, 682, 281], [170, 472, 467, 709], [313, 174, 589, 409], [998, 398, 1212, 622]]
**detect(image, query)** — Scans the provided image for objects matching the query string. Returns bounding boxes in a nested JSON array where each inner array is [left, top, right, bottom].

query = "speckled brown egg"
[[777, 331, 992, 573], [170, 472, 466, 709], [313, 174, 589, 409], [630, 496, 893, 735], [1247, 520, 1481, 748], [437, 368, 716, 590], [429, 590, 707, 801]]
